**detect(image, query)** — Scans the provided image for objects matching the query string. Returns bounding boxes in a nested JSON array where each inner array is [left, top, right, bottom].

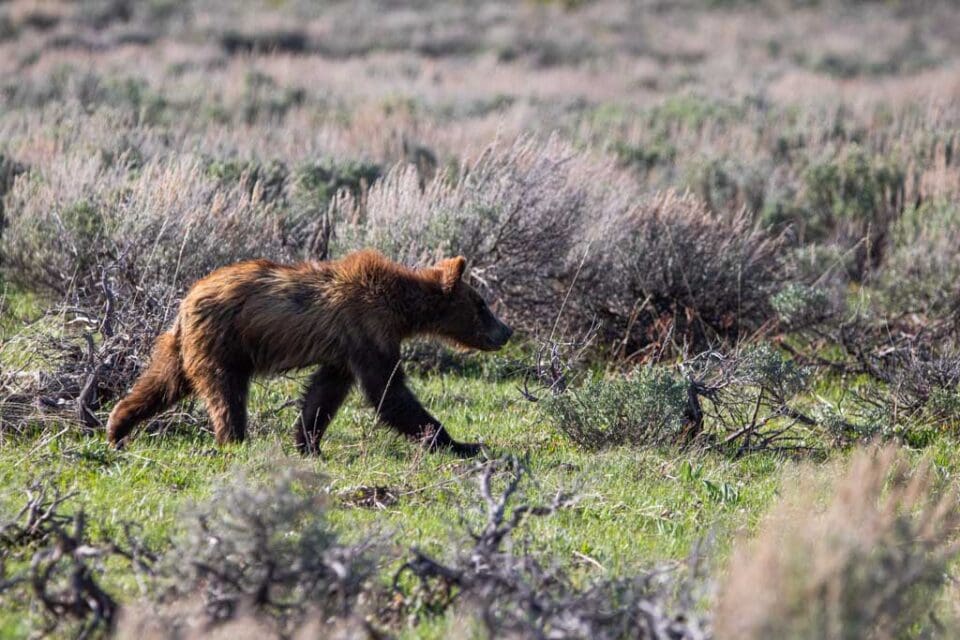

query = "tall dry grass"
[[715, 446, 960, 639]]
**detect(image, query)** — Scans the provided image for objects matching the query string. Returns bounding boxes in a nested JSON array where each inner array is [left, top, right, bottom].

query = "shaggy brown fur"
[[106, 250, 512, 456]]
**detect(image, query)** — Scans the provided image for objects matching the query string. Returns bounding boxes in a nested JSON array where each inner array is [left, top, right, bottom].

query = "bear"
[[106, 249, 513, 456]]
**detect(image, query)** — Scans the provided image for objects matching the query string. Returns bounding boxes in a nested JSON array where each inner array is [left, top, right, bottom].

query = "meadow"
[[2, 0, 960, 637]]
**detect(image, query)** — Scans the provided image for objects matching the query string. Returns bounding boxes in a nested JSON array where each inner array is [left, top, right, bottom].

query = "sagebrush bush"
[[157, 469, 380, 635], [685, 155, 766, 217], [334, 139, 787, 360], [681, 344, 830, 454], [770, 283, 834, 330], [543, 366, 690, 449], [878, 200, 960, 317], [6, 460, 710, 638], [1, 153, 294, 299], [0, 129, 792, 420], [0, 149, 302, 416], [763, 145, 907, 280], [0, 481, 155, 638], [856, 332, 960, 438], [330, 135, 633, 333], [0, 115, 387, 414], [584, 191, 786, 358]]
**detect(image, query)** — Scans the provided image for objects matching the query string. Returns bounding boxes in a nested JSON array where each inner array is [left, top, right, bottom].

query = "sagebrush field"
[[2, 0, 960, 638]]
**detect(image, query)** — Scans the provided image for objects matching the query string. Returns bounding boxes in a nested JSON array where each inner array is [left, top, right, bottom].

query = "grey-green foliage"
[[201, 154, 383, 256], [802, 145, 904, 231], [1, 155, 289, 297], [292, 158, 381, 212], [738, 342, 809, 399], [238, 70, 306, 125], [771, 283, 833, 329], [204, 156, 290, 204], [331, 138, 606, 330], [880, 200, 960, 315], [756, 144, 907, 280], [165, 469, 378, 632], [678, 344, 821, 453], [544, 367, 689, 450], [685, 155, 766, 216], [2, 147, 385, 299], [760, 145, 905, 244]]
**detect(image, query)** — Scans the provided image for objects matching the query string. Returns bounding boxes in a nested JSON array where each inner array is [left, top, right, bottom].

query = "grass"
[[0, 369, 783, 559], [0, 361, 788, 631], [0, 279, 41, 341], [4, 352, 956, 635]]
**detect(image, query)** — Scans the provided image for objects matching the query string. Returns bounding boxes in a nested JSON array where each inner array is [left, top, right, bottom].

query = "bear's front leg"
[[349, 351, 481, 457]]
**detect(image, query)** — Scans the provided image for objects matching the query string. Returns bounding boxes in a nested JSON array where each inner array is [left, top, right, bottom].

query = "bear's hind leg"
[[193, 369, 250, 445], [296, 364, 354, 455]]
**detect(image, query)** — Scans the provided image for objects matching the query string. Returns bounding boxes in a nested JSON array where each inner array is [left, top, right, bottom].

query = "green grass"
[[0, 268, 797, 635], [3, 289, 958, 635], [0, 372, 787, 559], [0, 366, 794, 634], [0, 279, 41, 342]]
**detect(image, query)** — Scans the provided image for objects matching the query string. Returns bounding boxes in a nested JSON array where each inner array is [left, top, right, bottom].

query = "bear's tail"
[[107, 329, 188, 447]]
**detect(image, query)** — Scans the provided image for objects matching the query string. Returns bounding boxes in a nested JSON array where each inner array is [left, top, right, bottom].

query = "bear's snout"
[[486, 320, 513, 349]]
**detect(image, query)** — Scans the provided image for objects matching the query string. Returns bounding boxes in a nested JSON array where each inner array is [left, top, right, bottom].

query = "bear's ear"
[[436, 256, 466, 294]]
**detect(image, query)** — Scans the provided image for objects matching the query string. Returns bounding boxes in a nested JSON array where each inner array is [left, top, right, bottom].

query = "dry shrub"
[[0, 138, 303, 425], [0, 481, 156, 639], [1, 153, 294, 298], [593, 97, 960, 287], [1, 472, 383, 639], [799, 146, 905, 257], [544, 343, 861, 455], [848, 325, 960, 440], [585, 191, 785, 359], [1, 113, 788, 408], [3, 457, 711, 638], [330, 135, 631, 332], [781, 305, 960, 441], [758, 144, 908, 280], [715, 446, 960, 639], [681, 344, 829, 454], [333, 138, 786, 360], [2, 124, 785, 427], [152, 468, 381, 637], [393, 456, 709, 639]]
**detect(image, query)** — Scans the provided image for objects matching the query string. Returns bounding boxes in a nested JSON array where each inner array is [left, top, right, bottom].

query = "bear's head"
[[427, 256, 513, 351]]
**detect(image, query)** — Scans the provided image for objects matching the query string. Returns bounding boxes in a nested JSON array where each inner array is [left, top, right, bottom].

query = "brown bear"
[[106, 249, 512, 456]]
